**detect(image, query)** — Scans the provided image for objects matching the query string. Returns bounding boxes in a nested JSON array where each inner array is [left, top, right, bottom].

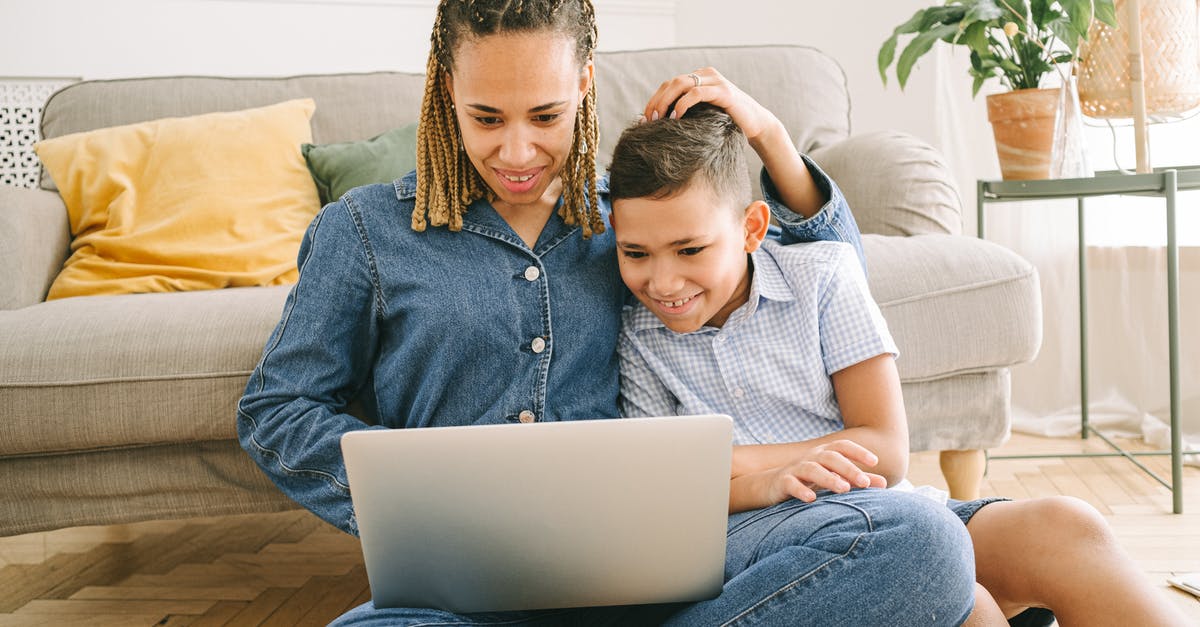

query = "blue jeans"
[[330, 489, 975, 626]]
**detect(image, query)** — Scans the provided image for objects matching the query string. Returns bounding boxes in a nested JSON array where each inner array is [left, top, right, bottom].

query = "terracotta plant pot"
[[986, 88, 1060, 180]]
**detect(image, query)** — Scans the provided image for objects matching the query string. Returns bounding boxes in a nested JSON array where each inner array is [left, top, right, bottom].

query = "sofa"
[[0, 45, 1042, 537]]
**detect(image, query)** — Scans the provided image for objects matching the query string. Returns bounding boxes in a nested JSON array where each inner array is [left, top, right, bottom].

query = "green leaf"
[[999, 0, 1030, 24], [1052, 52, 1075, 64], [1094, 0, 1118, 27], [962, 0, 1003, 23], [1030, 0, 1050, 26], [878, 8, 929, 85], [1048, 15, 1078, 53], [961, 21, 990, 56], [1064, 0, 1095, 46], [896, 23, 962, 88], [972, 74, 986, 96], [920, 5, 969, 30]]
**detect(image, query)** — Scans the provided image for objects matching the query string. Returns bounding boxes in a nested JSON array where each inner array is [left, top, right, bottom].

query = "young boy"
[[608, 100, 1187, 626]]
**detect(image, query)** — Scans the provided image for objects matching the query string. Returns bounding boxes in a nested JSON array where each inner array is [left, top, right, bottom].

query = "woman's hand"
[[729, 439, 887, 513], [642, 66, 826, 219], [642, 66, 781, 144]]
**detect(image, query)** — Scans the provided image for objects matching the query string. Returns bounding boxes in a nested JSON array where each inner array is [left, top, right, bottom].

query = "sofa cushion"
[[810, 131, 963, 237], [863, 233, 1042, 381], [302, 123, 418, 205], [34, 99, 321, 300], [0, 286, 290, 457]]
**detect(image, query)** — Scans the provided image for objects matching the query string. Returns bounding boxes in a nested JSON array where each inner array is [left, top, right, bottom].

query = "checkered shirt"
[[618, 239, 898, 445]]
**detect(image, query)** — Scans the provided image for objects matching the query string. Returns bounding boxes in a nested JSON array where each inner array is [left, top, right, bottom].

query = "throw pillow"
[[34, 98, 321, 300], [301, 123, 418, 205]]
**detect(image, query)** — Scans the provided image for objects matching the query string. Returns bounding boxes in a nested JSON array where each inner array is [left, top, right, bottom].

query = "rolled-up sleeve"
[[763, 154, 867, 273]]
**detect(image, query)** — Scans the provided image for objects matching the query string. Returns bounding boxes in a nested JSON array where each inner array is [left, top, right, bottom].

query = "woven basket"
[[1077, 0, 1200, 118]]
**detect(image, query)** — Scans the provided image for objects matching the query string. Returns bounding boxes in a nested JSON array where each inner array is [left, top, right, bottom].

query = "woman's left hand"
[[642, 67, 780, 143]]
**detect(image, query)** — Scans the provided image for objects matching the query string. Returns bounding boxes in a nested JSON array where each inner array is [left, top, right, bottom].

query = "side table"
[[977, 166, 1200, 513]]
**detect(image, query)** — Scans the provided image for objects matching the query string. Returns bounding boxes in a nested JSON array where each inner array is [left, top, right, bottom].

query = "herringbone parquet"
[[1, 432, 1198, 625]]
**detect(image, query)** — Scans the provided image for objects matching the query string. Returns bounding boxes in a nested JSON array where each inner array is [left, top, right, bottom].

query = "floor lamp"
[[1077, 0, 1200, 172]]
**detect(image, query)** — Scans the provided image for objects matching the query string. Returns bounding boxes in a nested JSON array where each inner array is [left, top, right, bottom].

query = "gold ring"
[[688, 72, 702, 88]]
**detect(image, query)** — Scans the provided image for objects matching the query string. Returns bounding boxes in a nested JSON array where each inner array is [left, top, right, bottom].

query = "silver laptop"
[[341, 414, 733, 613]]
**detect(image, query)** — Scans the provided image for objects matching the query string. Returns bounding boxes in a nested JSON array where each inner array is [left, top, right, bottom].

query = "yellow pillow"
[[34, 98, 321, 300]]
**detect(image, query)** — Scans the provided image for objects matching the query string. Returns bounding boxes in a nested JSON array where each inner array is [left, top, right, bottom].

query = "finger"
[[668, 85, 726, 120], [813, 449, 877, 489], [822, 439, 880, 468], [864, 472, 888, 489], [782, 475, 818, 503], [790, 462, 853, 494], [643, 73, 698, 122]]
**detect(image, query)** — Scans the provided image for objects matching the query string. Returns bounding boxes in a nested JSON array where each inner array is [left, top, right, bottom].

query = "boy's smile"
[[612, 182, 769, 334]]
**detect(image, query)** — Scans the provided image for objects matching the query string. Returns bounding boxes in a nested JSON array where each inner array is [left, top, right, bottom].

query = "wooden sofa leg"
[[939, 449, 986, 501]]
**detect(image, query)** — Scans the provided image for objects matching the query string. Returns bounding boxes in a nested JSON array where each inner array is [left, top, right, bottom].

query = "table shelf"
[[977, 166, 1199, 513]]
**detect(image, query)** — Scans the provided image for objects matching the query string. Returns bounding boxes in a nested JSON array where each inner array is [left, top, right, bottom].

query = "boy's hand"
[[642, 67, 780, 144], [730, 440, 887, 512]]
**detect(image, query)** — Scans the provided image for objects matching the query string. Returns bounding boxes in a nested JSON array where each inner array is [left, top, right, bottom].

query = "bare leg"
[[962, 583, 1008, 627], [966, 496, 1189, 626], [940, 449, 986, 501]]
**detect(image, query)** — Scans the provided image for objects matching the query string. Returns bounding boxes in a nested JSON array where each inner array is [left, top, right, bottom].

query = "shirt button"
[[518, 410, 536, 423], [733, 388, 745, 398], [524, 266, 541, 281], [531, 337, 547, 353]]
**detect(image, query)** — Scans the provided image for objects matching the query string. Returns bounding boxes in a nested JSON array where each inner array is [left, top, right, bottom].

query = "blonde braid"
[[414, 1, 489, 232]]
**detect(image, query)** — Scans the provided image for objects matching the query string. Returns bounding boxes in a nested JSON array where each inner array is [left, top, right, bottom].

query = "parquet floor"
[[0, 432, 1197, 626]]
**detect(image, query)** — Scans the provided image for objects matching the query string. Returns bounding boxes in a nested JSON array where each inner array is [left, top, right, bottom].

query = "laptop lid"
[[341, 414, 732, 613]]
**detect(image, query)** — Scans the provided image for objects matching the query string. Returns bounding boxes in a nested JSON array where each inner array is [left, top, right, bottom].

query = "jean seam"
[[723, 531, 869, 627], [723, 497, 876, 627]]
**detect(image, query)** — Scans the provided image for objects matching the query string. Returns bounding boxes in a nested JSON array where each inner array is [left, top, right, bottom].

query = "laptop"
[[341, 414, 733, 613]]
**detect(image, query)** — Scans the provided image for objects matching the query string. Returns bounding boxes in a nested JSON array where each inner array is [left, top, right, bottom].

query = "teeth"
[[504, 174, 533, 182], [662, 296, 692, 308]]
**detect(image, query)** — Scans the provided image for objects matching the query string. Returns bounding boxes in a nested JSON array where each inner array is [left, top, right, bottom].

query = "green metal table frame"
[[977, 166, 1200, 514]]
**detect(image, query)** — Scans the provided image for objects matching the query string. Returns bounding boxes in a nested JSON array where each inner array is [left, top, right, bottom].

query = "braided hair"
[[414, 0, 603, 238]]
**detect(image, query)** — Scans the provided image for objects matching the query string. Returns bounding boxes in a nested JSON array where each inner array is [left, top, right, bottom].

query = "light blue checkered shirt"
[[618, 239, 898, 445]]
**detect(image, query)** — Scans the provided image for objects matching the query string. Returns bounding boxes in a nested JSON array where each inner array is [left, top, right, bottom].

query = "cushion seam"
[[877, 267, 1035, 308]]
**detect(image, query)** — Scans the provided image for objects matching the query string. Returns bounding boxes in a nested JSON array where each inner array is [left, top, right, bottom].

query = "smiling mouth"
[[503, 174, 533, 182], [657, 295, 695, 309]]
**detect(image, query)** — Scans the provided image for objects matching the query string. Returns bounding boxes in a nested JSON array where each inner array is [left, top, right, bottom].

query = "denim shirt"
[[237, 156, 863, 535]]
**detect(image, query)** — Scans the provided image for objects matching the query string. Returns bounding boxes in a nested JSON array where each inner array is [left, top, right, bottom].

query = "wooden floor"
[[1, 432, 1198, 626]]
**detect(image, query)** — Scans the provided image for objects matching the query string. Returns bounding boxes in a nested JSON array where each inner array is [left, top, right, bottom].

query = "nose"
[[648, 259, 685, 297], [498, 122, 537, 166]]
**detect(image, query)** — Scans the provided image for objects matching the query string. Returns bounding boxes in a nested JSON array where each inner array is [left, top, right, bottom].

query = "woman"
[[237, 1, 976, 624]]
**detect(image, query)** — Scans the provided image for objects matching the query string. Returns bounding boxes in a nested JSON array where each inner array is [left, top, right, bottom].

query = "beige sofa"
[[0, 45, 1041, 537]]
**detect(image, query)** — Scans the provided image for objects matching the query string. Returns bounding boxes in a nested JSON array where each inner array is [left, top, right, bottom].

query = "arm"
[[0, 186, 70, 309], [731, 354, 909, 486], [643, 68, 866, 267], [236, 200, 384, 536]]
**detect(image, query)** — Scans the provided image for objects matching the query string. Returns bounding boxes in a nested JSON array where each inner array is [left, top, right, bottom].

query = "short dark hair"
[[608, 103, 750, 207]]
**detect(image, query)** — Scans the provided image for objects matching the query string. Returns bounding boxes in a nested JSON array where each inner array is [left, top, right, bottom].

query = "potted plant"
[[878, 0, 1117, 179]]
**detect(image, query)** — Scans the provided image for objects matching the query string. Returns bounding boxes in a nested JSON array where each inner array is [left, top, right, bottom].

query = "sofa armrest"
[[810, 131, 963, 237], [0, 186, 69, 309]]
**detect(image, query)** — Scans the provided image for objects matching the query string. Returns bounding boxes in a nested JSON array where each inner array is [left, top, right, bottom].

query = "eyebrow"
[[465, 101, 569, 114], [617, 237, 701, 250]]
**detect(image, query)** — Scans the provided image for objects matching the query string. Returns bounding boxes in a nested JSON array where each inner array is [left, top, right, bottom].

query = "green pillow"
[[301, 123, 418, 205]]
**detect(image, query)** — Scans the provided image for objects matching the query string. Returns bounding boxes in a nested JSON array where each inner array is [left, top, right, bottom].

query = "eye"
[[473, 116, 502, 127], [679, 247, 706, 256], [621, 249, 647, 259], [533, 113, 561, 124]]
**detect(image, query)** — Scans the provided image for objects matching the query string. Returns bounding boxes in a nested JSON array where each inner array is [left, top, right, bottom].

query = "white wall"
[[0, 0, 676, 78]]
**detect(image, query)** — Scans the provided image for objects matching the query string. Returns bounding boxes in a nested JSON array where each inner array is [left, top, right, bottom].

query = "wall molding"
[[192, 0, 676, 15]]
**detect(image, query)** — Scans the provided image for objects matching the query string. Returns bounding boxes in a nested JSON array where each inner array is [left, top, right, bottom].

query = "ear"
[[442, 71, 456, 107], [742, 200, 770, 253], [578, 57, 594, 102]]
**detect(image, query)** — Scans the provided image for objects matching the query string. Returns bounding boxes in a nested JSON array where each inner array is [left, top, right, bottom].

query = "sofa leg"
[[939, 449, 985, 501]]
